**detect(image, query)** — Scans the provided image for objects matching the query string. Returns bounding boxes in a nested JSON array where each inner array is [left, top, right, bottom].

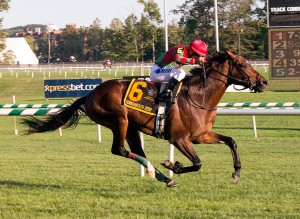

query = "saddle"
[[123, 78, 181, 138]]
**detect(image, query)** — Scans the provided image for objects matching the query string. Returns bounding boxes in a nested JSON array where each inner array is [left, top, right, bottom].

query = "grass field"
[[0, 66, 300, 218]]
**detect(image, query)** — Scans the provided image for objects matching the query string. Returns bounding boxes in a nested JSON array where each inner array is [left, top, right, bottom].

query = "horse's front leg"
[[201, 131, 241, 183], [161, 138, 202, 174]]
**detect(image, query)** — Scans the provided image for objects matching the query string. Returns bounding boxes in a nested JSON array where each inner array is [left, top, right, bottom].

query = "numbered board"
[[269, 28, 300, 79]]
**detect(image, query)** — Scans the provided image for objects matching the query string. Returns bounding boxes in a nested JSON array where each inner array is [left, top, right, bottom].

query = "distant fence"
[[0, 61, 269, 78]]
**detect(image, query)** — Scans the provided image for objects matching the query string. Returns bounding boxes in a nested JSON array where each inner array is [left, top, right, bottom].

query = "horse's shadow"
[[0, 180, 63, 189], [0, 180, 136, 198]]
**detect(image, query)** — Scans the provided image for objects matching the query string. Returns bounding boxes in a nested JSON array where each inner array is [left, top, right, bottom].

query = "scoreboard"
[[268, 0, 300, 79], [269, 28, 300, 79]]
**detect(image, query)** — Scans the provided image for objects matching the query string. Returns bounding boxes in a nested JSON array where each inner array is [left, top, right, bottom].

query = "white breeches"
[[150, 64, 186, 83]]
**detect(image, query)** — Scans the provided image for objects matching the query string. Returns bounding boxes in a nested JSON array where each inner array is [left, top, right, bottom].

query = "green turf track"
[[0, 66, 299, 218]]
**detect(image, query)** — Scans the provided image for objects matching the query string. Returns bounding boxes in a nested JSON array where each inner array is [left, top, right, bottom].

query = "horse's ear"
[[226, 50, 236, 59]]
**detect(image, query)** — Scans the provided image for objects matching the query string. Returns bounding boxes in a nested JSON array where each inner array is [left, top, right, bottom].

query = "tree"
[[172, 0, 267, 58], [25, 35, 38, 52], [103, 19, 126, 61], [123, 14, 140, 61], [137, 0, 162, 61], [0, 0, 10, 52], [85, 18, 104, 61], [168, 19, 184, 48], [172, 0, 215, 49], [0, 49, 15, 64], [57, 24, 83, 62]]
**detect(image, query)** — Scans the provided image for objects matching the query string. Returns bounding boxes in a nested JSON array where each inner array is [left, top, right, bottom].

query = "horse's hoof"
[[166, 180, 178, 188], [161, 160, 173, 169], [174, 161, 183, 168], [232, 172, 240, 184]]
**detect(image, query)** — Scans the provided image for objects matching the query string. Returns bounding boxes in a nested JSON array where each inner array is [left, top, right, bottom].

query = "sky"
[[1, 0, 184, 29]]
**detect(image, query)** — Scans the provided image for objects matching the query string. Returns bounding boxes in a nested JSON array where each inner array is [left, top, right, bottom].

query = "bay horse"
[[22, 50, 268, 187]]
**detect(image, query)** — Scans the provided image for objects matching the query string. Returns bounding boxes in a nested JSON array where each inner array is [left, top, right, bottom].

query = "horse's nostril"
[[261, 80, 268, 86]]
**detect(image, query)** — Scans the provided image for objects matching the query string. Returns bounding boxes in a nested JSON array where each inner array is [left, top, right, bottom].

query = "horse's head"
[[211, 50, 268, 93]]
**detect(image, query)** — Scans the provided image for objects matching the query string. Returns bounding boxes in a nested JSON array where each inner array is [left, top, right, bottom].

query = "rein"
[[186, 62, 217, 111], [211, 57, 256, 91], [186, 54, 256, 111], [186, 87, 217, 111]]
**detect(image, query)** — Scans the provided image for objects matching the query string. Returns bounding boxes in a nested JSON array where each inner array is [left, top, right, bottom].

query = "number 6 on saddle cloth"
[[123, 78, 181, 138]]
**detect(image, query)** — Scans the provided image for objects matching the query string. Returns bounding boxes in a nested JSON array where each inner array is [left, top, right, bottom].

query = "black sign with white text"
[[44, 78, 102, 98], [269, 28, 300, 78], [268, 0, 300, 27]]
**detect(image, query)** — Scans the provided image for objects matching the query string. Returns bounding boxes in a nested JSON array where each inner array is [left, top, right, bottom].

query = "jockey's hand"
[[198, 56, 206, 65]]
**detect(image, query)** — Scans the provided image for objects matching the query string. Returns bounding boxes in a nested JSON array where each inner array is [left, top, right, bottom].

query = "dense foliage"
[[0, 0, 11, 63], [4, 0, 267, 63]]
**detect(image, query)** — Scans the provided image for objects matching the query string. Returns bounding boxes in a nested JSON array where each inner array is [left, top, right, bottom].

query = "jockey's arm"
[[174, 47, 196, 66]]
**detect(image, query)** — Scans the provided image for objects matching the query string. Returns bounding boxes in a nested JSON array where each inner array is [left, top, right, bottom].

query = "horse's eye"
[[240, 63, 247, 69]]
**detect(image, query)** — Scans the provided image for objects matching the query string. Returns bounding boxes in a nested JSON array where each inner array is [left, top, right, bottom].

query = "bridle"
[[186, 62, 217, 111], [186, 54, 258, 111], [211, 55, 257, 91]]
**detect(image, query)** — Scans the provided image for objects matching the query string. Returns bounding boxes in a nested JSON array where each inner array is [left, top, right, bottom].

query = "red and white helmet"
[[189, 39, 208, 57]]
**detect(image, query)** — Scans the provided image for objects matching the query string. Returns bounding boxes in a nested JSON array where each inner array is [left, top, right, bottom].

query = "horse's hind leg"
[[111, 120, 176, 187], [201, 131, 241, 183], [125, 125, 176, 187], [126, 125, 146, 157]]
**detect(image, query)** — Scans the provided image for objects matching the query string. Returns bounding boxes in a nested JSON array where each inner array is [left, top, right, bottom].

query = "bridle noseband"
[[211, 55, 257, 91], [186, 54, 259, 111]]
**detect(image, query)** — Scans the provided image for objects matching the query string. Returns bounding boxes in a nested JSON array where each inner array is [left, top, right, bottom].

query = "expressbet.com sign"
[[44, 78, 102, 98]]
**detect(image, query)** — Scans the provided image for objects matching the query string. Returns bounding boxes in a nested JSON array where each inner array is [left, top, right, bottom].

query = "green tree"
[[102, 18, 126, 61], [123, 14, 140, 61], [167, 19, 184, 48], [138, 0, 162, 61], [35, 34, 48, 63], [25, 35, 38, 52], [0, 0, 10, 52], [172, 0, 215, 49], [85, 18, 104, 61], [0, 49, 15, 64], [57, 24, 83, 62], [172, 0, 266, 58]]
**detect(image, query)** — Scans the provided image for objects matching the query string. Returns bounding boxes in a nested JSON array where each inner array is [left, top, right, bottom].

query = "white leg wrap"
[[147, 161, 156, 179]]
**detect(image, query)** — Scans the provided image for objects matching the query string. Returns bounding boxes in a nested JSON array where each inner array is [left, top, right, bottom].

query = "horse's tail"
[[21, 96, 86, 134]]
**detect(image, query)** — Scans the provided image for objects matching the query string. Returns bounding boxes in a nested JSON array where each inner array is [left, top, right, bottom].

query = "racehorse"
[[22, 50, 268, 187], [103, 60, 112, 69]]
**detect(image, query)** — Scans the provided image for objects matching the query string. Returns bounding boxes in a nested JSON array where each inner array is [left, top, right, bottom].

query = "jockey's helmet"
[[189, 39, 208, 57]]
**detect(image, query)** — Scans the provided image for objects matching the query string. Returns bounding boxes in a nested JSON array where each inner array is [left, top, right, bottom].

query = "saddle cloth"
[[124, 78, 159, 116], [123, 78, 181, 138]]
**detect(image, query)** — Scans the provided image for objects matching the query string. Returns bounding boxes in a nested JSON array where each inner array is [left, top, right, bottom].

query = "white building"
[[0, 38, 39, 65]]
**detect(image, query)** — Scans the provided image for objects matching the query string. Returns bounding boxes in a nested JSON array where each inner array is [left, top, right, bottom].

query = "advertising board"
[[44, 78, 102, 98]]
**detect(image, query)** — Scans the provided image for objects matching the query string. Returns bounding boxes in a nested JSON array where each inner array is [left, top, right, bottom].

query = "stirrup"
[[158, 91, 174, 103], [158, 91, 172, 102]]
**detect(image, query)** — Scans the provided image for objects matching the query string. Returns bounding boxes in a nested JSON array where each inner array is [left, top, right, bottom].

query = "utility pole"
[[214, 0, 219, 52], [164, 0, 168, 51], [48, 31, 51, 64]]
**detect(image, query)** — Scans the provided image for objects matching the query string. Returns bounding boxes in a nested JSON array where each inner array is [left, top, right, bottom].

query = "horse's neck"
[[205, 62, 230, 104], [187, 73, 227, 110]]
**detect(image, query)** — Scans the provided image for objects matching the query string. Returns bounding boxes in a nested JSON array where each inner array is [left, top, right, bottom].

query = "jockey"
[[150, 39, 208, 103]]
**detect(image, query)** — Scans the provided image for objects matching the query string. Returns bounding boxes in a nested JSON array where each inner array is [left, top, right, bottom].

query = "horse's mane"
[[187, 50, 231, 84]]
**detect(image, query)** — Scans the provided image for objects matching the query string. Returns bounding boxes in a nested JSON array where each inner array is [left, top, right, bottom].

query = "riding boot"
[[158, 77, 179, 102]]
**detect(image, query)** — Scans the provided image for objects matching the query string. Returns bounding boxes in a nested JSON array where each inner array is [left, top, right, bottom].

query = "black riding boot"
[[158, 77, 179, 102]]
